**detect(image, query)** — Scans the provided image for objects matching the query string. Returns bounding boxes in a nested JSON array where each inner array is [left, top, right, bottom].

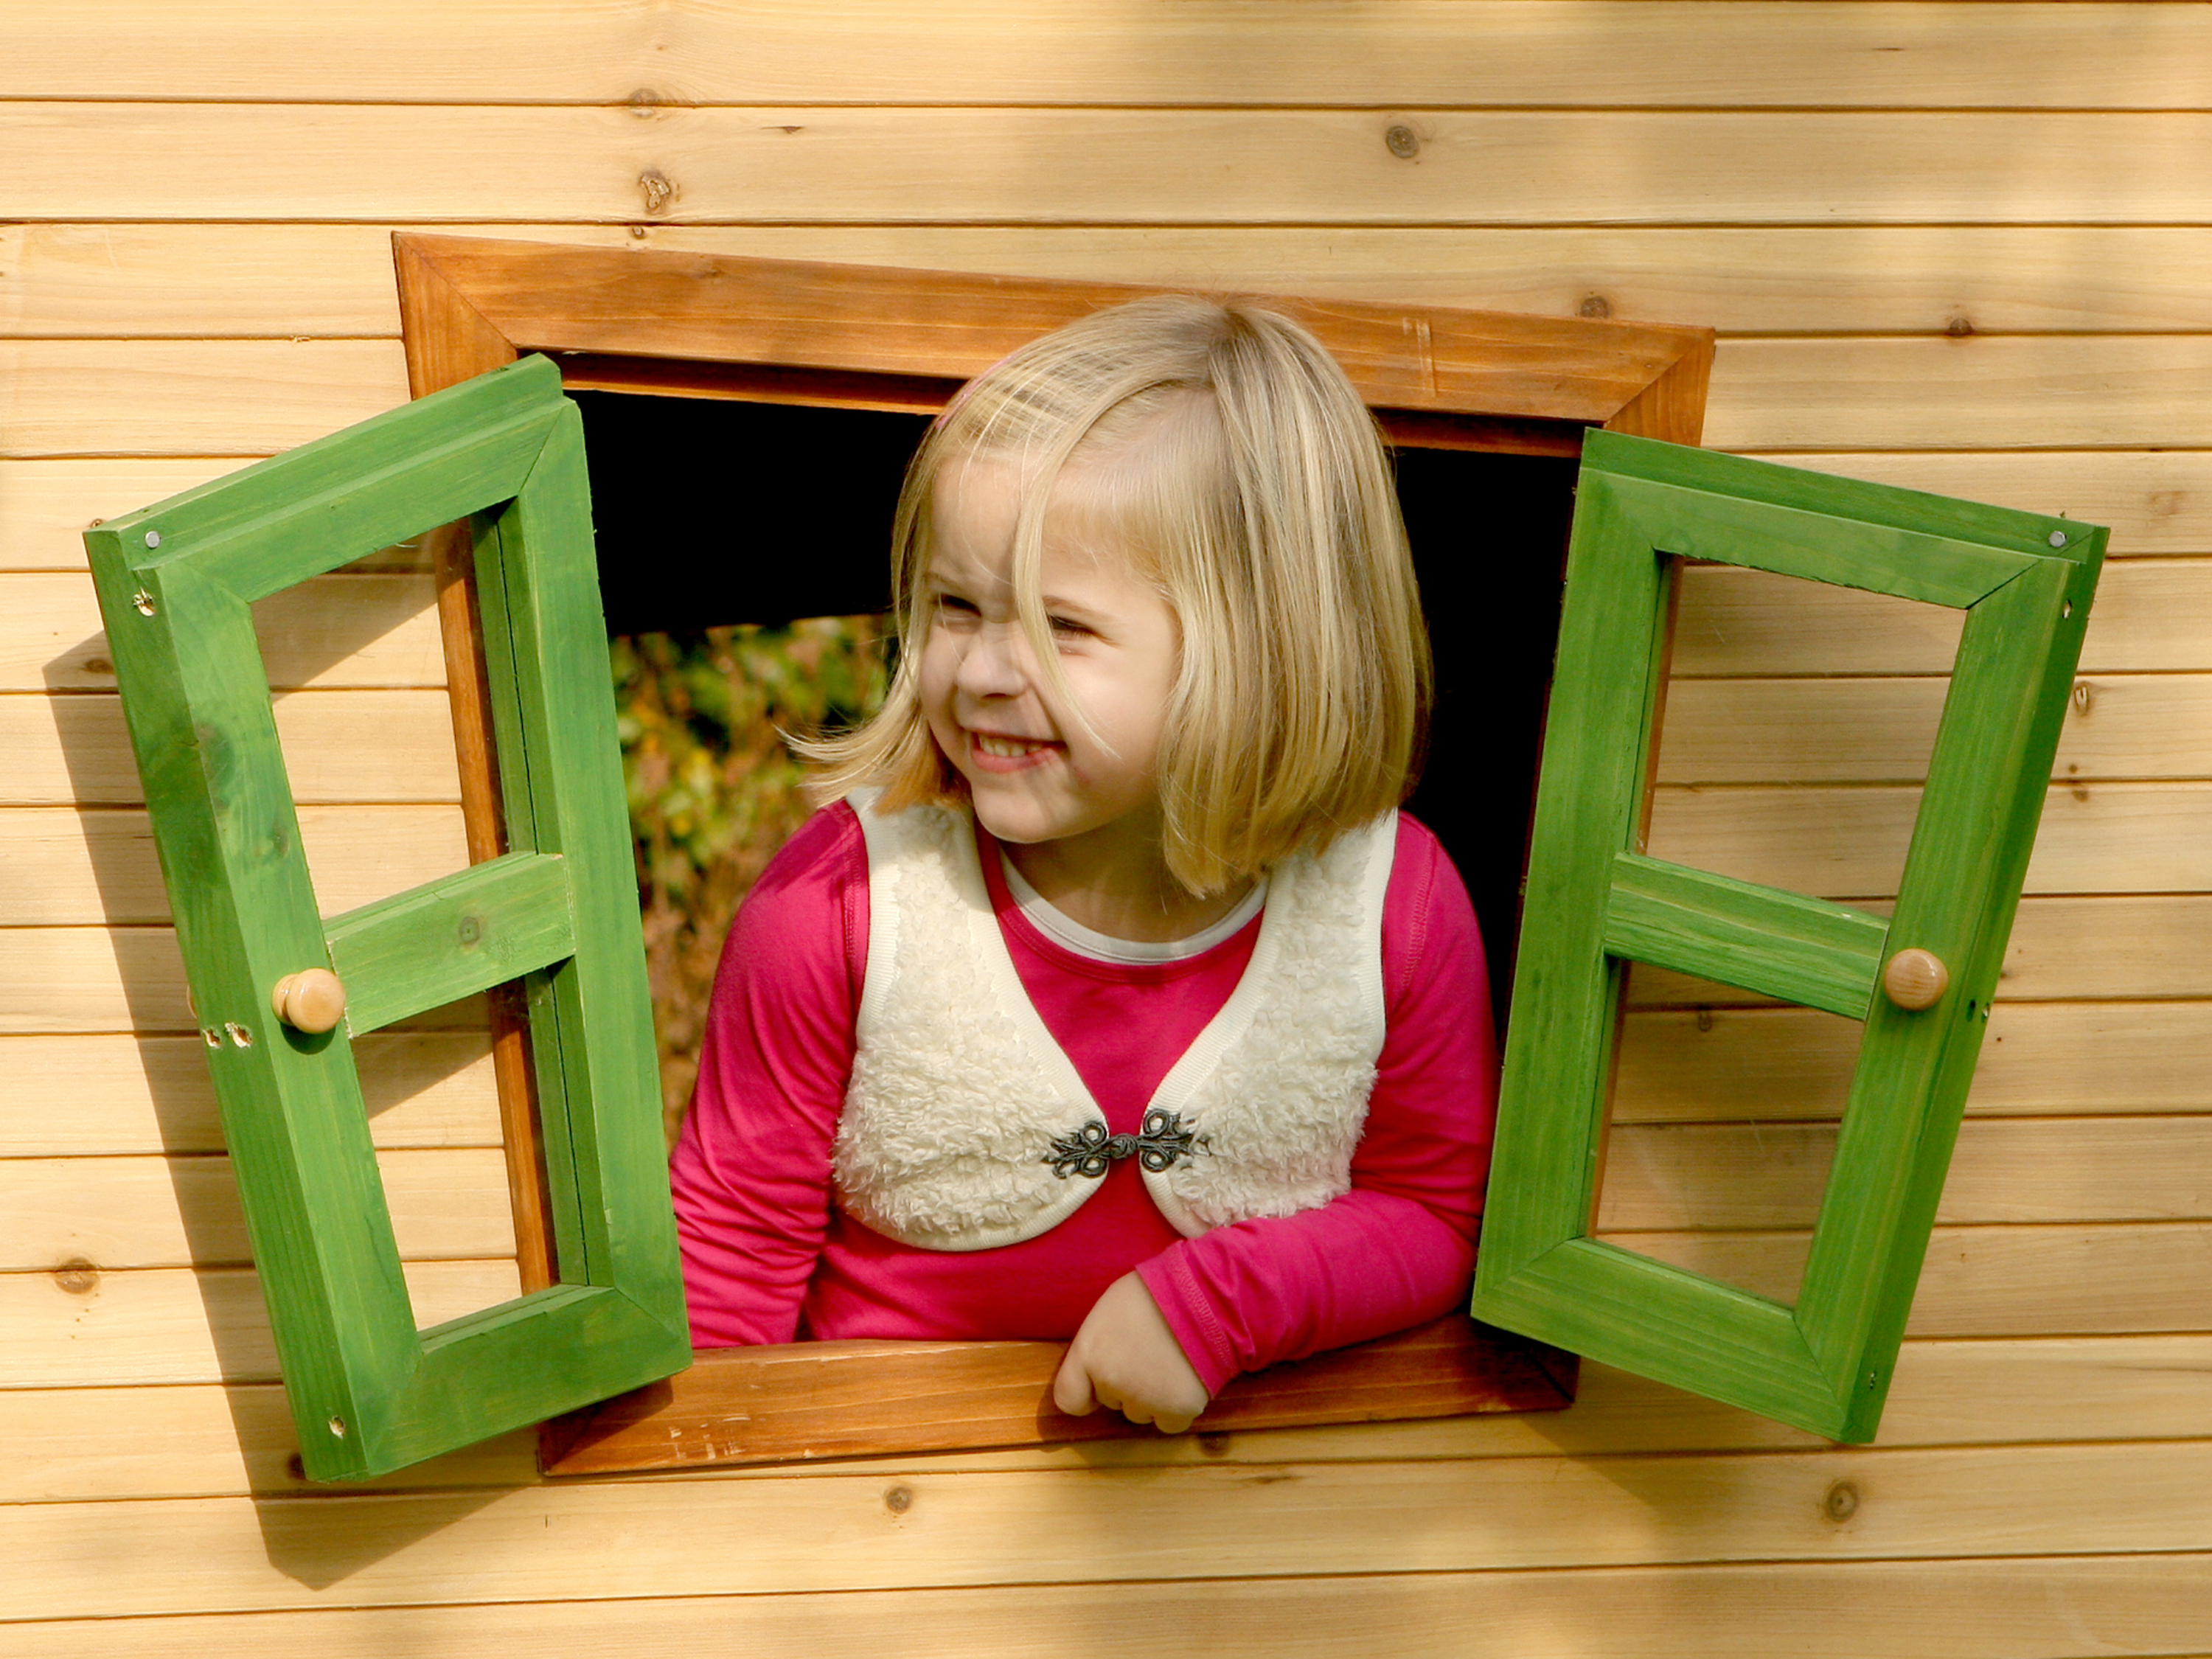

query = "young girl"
[[669, 295, 1498, 1433]]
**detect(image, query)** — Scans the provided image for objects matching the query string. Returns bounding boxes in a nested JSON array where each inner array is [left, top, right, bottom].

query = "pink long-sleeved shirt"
[[669, 801, 1498, 1393]]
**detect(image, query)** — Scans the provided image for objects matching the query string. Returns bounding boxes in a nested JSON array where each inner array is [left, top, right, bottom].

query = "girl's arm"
[[668, 804, 869, 1346], [1131, 816, 1497, 1393]]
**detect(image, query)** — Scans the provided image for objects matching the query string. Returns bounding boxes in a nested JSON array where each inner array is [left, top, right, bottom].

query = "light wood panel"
[[0, 1259, 522, 1390], [0, 689, 460, 805], [17, 107, 2212, 228], [1630, 894, 2212, 1005], [1599, 1116, 2212, 1229], [13, 1331, 2212, 1506], [12, 1111, 2155, 1280], [0, 805, 467, 925], [1644, 782, 2212, 901], [0, 925, 487, 1035], [1773, 452, 2212, 557], [1615, 1001, 2212, 1124], [7, 1221, 2194, 1400], [38, 222, 2212, 338], [14, 1440, 2212, 1618], [1607, 1222, 2212, 1335], [0, 459, 434, 572], [1657, 674, 2212, 785], [0, 459, 248, 568], [0, 1032, 498, 1157], [13, 1555, 2212, 1659], [16, 333, 2212, 461], [0, 1149, 515, 1271], [1675, 558, 2211, 678], [11, 2, 2212, 108], [0, 340, 403, 458], [1711, 335, 2212, 453], [7, 572, 443, 691]]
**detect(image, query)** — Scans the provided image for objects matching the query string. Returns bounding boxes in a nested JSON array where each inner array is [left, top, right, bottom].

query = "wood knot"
[[1945, 316, 1976, 338], [1822, 1479, 1860, 1522], [1579, 294, 1614, 319], [638, 168, 677, 216], [52, 1258, 99, 1295], [627, 87, 664, 116], [1197, 1432, 1231, 1458], [883, 1484, 913, 1514], [80, 657, 113, 675], [1384, 123, 1420, 159]]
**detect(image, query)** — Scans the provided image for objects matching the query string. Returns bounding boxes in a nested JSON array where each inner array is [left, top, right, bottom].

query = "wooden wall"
[[8, 4, 2212, 1652]]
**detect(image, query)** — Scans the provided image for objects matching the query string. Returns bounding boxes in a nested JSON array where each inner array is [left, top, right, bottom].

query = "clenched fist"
[[1051, 1271, 1211, 1434]]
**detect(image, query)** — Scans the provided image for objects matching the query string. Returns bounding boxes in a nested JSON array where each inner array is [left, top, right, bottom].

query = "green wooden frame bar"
[[1472, 430, 2105, 1443], [84, 355, 689, 1481]]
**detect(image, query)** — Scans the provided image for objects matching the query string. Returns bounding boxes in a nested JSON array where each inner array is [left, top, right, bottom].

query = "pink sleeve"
[[668, 803, 868, 1346], [1135, 818, 1498, 1394]]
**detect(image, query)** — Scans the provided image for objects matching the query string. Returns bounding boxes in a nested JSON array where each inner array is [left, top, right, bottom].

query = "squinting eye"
[[1048, 615, 1091, 637]]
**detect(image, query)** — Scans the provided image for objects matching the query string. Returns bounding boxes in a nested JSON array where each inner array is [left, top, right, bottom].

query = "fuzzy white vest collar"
[[830, 792, 1395, 1251]]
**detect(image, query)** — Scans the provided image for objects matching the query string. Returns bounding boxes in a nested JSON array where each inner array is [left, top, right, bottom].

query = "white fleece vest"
[[830, 791, 1397, 1251]]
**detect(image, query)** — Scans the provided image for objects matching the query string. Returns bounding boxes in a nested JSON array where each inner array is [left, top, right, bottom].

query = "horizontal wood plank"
[[0, 689, 460, 804], [0, 458, 434, 573], [0, 1259, 521, 1390], [14, 334, 2212, 461], [0, 922, 487, 1036], [1604, 1222, 2212, 1335], [13, 1332, 2212, 1504], [9, 1221, 2194, 1397], [0, 1032, 498, 1156], [1655, 673, 2212, 785], [1710, 335, 2212, 452], [10, 1555, 2212, 1659], [1598, 1115, 2212, 1231], [12, 1440, 2212, 1617], [1644, 781, 2212, 902], [0, 340, 403, 459], [0, 804, 469, 925], [15, 107, 2212, 229], [1615, 1000, 2212, 1124], [9, 2, 2212, 108], [1675, 558, 2211, 678], [0, 1149, 515, 1272], [1770, 451, 2212, 557], [38, 223, 2212, 338], [4, 571, 443, 691]]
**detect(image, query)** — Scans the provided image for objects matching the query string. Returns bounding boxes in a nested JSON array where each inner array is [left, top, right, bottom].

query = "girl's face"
[[917, 455, 1180, 861]]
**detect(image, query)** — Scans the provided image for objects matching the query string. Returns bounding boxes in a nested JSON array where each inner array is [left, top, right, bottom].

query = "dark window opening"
[[579, 390, 1573, 1048]]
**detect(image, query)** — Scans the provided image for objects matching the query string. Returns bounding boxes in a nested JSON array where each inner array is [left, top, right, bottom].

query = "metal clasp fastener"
[[1045, 1109, 1204, 1180]]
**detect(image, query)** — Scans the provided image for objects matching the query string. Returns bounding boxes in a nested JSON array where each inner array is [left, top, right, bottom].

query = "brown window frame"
[[391, 232, 1713, 1476]]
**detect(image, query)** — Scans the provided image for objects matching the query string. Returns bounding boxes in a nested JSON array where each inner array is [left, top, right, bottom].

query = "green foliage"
[[613, 618, 886, 1142]]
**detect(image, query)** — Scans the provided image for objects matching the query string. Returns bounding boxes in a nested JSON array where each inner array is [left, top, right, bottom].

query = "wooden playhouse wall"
[[7, 4, 2212, 1652]]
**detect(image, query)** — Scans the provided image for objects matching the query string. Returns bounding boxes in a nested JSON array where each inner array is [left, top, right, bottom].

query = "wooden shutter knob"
[[1881, 948, 1948, 1012], [271, 969, 347, 1033]]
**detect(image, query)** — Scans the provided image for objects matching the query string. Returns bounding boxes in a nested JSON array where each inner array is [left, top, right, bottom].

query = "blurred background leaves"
[[613, 616, 886, 1146]]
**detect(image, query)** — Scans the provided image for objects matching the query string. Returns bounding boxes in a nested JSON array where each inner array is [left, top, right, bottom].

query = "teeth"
[[977, 735, 1046, 759]]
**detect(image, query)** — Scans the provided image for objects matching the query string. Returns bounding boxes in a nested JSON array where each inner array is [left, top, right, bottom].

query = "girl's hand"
[[1052, 1272, 1211, 1433]]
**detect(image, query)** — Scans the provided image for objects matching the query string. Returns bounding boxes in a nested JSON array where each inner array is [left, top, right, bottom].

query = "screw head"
[[1385, 123, 1420, 159], [2048, 529, 2067, 547], [143, 530, 161, 548]]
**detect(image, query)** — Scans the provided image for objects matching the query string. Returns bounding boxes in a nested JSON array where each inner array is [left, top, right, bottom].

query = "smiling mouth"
[[968, 730, 1060, 771]]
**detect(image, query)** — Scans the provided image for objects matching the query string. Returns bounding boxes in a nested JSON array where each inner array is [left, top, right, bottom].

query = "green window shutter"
[[84, 355, 689, 1481], [1472, 431, 2104, 1444]]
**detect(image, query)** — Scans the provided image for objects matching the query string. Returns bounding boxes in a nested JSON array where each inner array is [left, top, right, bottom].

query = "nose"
[[953, 620, 1030, 700]]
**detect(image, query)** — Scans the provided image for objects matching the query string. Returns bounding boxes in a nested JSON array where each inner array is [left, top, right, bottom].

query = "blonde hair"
[[804, 294, 1431, 896]]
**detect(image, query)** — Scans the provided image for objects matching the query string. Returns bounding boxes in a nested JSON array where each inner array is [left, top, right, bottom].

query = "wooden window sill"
[[541, 1315, 1574, 1475]]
